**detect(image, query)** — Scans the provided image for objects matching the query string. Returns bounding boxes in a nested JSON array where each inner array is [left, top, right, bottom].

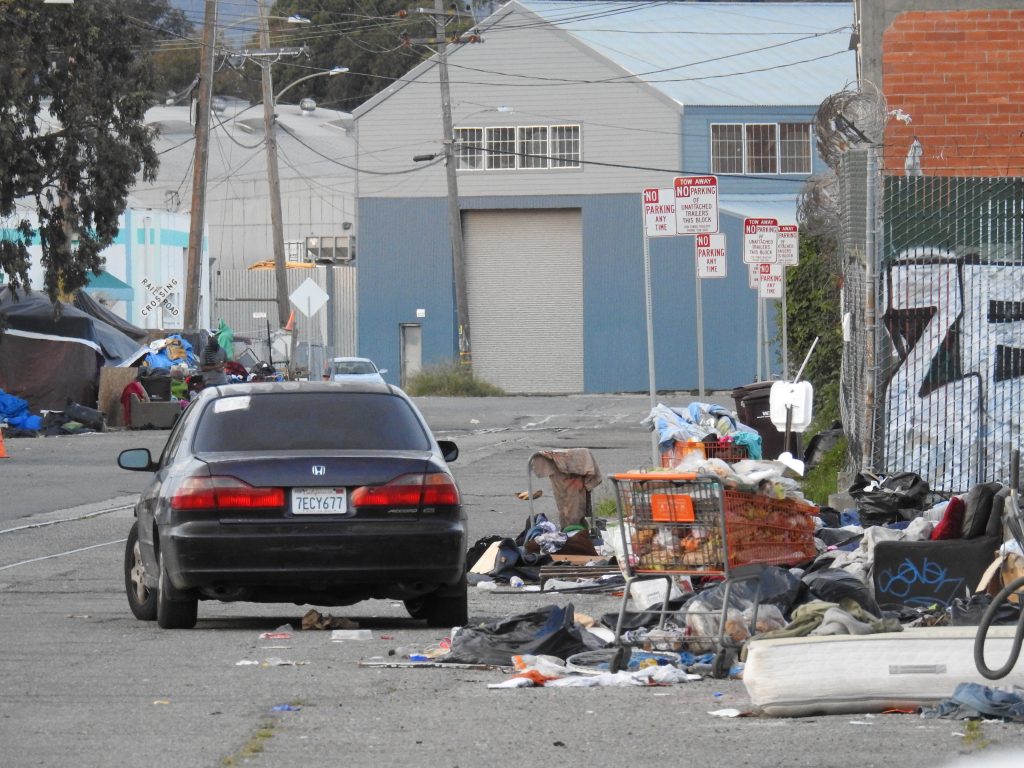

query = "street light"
[[275, 67, 349, 103]]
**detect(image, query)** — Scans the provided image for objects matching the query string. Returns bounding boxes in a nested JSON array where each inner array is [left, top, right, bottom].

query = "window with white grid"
[[486, 127, 516, 170], [518, 126, 548, 169], [454, 128, 483, 170], [455, 124, 581, 171], [711, 122, 812, 175], [779, 123, 812, 174], [550, 125, 581, 168], [711, 124, 744, 174], [745, 124, 778, 174]]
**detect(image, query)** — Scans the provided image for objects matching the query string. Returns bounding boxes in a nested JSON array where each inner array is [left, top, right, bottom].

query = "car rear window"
[[192, 392, 432, 452]]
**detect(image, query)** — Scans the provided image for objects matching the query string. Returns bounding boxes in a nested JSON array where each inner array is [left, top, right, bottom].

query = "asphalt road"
[[1, 394, 1022, 767]]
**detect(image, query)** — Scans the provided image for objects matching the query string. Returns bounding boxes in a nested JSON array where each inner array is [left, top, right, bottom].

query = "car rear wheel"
[[405, 574, 468, 628], [124, 522, 157, 621], [156, 551, 198, 629]]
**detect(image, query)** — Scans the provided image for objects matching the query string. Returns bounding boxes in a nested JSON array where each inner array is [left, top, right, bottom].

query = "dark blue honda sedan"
[[119, 380, 466, 629]]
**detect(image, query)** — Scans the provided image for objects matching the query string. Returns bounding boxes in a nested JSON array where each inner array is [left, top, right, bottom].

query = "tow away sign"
[[695, 233, 727, 278], [743, 217, 778, 264], [776, 224, 800, 266], [674, 176, 719, 234], [643, 188, 677, 237]]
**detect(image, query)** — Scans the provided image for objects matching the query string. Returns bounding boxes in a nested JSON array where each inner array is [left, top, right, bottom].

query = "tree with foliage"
[[782, 234, 842, 430], [215, 0, 470, 111], [0, 0, 162, 305]]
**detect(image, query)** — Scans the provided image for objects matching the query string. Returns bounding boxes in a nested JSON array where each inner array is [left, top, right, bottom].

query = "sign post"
[[642, 187, 677, 466], [776, 225, 800, 379], [744, 218, 779, 382], [290, 278, 329, 380], [675, 176, 719, 397]]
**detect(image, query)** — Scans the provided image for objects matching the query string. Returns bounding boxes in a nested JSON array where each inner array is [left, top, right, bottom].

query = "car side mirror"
[[379, 369, 388, 375], [438, 440, 458, 463], [118, 448, 156, 472]]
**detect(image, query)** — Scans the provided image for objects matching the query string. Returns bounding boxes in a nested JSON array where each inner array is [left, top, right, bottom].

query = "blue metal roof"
[[511, 1, 856, 107]]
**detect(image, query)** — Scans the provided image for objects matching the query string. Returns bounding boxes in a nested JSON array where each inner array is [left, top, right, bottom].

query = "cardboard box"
[[978, 552, 1024, 604]]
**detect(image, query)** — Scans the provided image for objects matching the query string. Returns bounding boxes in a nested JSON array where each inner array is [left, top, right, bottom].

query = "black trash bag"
[[64, 401, 106, 432], [950, 593, 1022, 626], [465, 534, 504, 573], [683, 566, 808, 619], [442, 604, 604, 666], [802, 568, 881, 617], [851, 471, 930, 526], [816, 506, 841, 529], [486, 537, 551, 583], [803, 421, 844, 470], [598, 596, 691, 631]]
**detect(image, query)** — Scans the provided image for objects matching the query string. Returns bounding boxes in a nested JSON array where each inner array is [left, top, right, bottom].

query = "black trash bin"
[[731, 381, 799, 461]]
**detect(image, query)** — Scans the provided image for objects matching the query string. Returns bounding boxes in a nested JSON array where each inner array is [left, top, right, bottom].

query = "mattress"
[[743, 626, 1024, 717]]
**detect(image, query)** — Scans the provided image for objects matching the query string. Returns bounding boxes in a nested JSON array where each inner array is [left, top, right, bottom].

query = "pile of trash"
[[644, 402, 763, 460]]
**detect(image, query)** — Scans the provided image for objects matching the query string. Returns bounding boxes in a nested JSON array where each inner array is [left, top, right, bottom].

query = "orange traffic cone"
[[0, 428, 8, 459], [283, 310, 295, 333]]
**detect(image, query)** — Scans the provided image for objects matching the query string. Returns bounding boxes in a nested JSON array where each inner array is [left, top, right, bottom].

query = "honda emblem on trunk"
[[312, 465, 326, 476]]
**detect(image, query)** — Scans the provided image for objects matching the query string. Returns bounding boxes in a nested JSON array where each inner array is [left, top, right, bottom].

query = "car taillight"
[[350, 472, 460, 509], [170, 476, 285, 511]]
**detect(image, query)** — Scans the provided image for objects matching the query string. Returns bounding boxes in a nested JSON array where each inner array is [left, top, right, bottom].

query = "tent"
[[0, 286, 148, 411], [72, 287, 149, 343]]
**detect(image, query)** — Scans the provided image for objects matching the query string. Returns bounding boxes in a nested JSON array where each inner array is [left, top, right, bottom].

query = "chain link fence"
[[839, 150, 1024, 493]]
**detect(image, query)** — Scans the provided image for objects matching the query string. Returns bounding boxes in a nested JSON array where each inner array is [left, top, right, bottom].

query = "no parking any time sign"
[[695, 233, 727, 278]]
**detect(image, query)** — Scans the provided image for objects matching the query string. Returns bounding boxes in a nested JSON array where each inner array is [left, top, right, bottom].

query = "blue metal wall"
[[358, 193, 777, 393], [682, 105, 827, 193]]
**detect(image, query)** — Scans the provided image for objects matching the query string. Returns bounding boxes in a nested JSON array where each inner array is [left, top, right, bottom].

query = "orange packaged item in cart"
[[650, 493, 695, 522]]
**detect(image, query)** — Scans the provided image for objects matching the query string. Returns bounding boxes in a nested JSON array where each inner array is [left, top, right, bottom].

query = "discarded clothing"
[[529, 449, 603, 528], [920, 682, 1024, 722], [754, 599, 902, 641]]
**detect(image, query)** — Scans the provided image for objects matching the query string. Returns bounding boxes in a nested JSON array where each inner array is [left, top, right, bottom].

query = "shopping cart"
[[609, 471, 818, 677], [659, 439, 749, 468]]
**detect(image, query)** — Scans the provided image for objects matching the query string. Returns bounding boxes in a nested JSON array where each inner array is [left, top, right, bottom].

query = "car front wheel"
[[124, 522, 157, 621], [156, 551, 198, 629]]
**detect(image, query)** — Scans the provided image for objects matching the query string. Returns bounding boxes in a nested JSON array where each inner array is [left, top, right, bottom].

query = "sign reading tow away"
[[743, 217, 779, 264], [776, 224, 800, 266], [674, 175, 719, 234]]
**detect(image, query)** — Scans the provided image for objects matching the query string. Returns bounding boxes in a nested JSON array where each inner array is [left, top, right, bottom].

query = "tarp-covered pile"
[[0, 286, 148, 411]]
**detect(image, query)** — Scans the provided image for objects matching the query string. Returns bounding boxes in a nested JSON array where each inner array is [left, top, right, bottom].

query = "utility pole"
[[434, 0, 472, 368], [258, 0, 291, 329], [184, 0, 217, 330], [400, 5, 481, 367]]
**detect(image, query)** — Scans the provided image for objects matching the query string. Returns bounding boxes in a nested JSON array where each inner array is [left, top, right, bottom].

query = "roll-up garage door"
[[463, 209, 583, 393]]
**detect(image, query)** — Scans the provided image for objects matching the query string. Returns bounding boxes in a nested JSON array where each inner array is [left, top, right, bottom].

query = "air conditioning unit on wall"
[[304, 235, 355, 264]]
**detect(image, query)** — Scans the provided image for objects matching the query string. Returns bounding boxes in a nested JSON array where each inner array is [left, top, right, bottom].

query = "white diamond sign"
[[290, 278, 329, 318]]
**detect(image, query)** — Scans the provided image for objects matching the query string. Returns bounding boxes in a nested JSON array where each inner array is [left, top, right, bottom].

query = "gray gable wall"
[[354, 5, 682, 199]]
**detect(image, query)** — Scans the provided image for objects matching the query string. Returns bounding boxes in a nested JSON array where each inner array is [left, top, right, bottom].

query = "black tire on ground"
[[406, 574, 468, 627], [124, 522, 157, 621], [156, 551, 198, 629]]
